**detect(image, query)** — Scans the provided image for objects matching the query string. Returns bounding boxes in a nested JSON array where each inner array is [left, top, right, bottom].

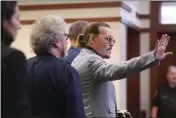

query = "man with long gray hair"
[[27, 15, 86, 118]]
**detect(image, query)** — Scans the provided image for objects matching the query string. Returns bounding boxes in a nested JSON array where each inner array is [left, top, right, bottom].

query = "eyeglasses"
[[63, 34, 70, 40], [65, 34, 70, 40], [104, 36, 116, 44], [94, 34, 116, 44]]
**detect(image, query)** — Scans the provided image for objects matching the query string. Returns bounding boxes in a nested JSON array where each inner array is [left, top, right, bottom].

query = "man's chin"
[[104, 55, 110, 59]]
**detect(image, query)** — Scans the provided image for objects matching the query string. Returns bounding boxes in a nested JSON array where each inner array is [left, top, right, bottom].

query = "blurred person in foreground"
[[27, 15, 86, 118], [1, 1, 30, 118], [63, 20, 88, 64], [72, 22, 173, 117], [152, 65, 176, 118]]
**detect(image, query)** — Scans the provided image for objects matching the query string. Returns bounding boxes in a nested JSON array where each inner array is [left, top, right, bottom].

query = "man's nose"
[[174, 74, 176, 78], [109, 41, 114, 47], [19, 24, 22, 29]]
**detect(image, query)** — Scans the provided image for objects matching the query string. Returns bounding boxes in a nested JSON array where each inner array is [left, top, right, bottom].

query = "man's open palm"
[[154, 34, 173, 61]]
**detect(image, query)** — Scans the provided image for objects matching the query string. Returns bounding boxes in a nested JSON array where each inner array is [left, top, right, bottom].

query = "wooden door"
[[127, 27, 140, 118]]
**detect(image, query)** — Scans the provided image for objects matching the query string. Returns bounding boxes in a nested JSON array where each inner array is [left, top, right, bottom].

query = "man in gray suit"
[[71, 22, 172, 117]]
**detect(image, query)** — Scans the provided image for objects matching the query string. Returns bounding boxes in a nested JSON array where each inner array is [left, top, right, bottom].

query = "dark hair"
[[1, 1, 17, 46], [76, 22, 110, 48], [69, 20, 88, 40]]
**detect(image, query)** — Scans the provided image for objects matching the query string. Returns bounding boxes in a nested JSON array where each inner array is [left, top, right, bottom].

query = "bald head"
[[167, 65, 176, 73], [167, 65, 176, 87]]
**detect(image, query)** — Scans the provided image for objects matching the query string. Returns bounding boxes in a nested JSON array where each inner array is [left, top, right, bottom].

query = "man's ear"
[[51, 40, 60, 48], [89, 34, 95, 44]]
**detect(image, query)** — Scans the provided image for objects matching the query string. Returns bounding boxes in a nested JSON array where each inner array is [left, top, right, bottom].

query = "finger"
[[163, 34, 168, 44], [154, 39, 159, 56], [162, 34, 167, 43], [155, 39, 159, 51], [159, 35, 164, 46], [166, 36, 170, 46], [161, 34, 168, 46], [164, 52, 173, 57]]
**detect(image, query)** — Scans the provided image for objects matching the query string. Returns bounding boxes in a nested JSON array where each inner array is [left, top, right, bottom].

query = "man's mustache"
[[107, 48, 112, 51]]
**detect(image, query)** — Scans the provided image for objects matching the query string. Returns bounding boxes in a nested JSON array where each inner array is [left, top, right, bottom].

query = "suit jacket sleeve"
[[8, 50, 30, 117], [88, 51, 159, 82], [57, 66, 86, 118]]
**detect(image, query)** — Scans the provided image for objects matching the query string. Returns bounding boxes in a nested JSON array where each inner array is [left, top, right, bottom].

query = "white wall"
[[140, 33, 150, 117], [122, 1, 150, 29], [120, 5, 141, 28], [20, 7, 120, 20], [11, 25, 35, 58], [123, 1, 140, 11], [18, 0, 146, 5], [118, 23, 127, 110], [13, 3, 121, 58], [124, 1, 150, 14]]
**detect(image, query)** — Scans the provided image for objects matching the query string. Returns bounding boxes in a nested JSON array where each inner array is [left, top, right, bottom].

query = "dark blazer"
[[27, 52, 86, 118], [1, 45, 29, 118], [63, 46, 81, 64]]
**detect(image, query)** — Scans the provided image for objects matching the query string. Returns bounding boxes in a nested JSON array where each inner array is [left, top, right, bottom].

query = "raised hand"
[[154, 34, 173, 61]]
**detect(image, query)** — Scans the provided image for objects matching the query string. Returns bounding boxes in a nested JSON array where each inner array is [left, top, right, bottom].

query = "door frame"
[[150, 1, 176, 110], [126, 26, 140, 118]]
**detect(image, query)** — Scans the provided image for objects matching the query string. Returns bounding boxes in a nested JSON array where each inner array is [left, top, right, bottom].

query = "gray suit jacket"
[[72, 48, 158, 117]]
